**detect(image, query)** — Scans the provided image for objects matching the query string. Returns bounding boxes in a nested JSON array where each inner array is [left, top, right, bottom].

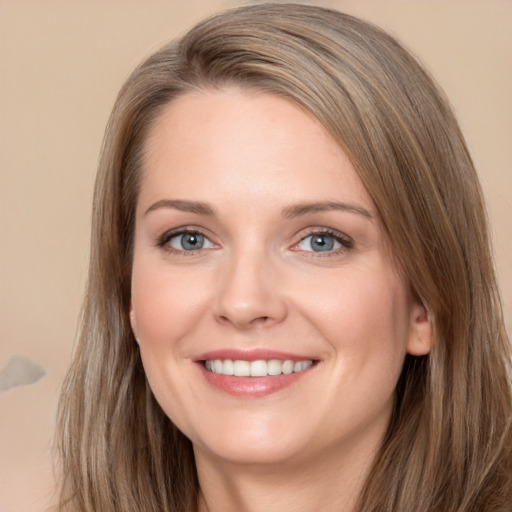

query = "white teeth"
[[233, 360, 250, 377], [282, 360, 294, 374], [250, 360, 268, 377], [294, 360, 313, 372], [267, 359, 282, 376], [204, 358, 314, 377], [223, 359, 234, 376]]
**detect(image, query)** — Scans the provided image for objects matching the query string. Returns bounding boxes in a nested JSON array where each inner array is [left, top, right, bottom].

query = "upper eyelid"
[[291, 227, 353, 253], [158, 226, 215, 243], [157, 229, 218, 255], [296, 227, 352, 242], [156, 226, 352, 249]]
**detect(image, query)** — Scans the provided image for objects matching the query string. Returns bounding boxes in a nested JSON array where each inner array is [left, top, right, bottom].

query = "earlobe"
[[129, 302, 139, 344], [406, 302, 433, 356]]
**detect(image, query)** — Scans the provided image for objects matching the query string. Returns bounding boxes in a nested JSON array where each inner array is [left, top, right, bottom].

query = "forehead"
[[139, 88, 374, 216]]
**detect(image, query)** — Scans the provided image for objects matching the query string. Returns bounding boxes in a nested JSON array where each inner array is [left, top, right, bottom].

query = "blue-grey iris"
[[181, 233, 205, 250], [310, 234, 334, 251]]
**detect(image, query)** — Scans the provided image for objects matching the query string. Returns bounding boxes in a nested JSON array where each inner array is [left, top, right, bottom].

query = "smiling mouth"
[[204, 359, 315, 377]]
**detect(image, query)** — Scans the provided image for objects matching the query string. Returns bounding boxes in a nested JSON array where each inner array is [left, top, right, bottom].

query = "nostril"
[[217, 314, 271, 328]]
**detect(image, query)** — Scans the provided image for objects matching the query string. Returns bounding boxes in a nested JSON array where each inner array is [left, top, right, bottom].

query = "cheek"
[[130, 260, 211, 430], [295, 265, 411, 371], [131, 259, 212, 347], [309, 271, 410, 427]]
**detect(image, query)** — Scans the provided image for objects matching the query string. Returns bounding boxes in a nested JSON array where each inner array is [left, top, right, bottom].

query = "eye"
[[160, 230, 216, 252], [295, 231, 352, 253]]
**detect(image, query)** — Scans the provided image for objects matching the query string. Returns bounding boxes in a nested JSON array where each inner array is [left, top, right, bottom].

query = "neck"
[[194, 434, 380, 512]]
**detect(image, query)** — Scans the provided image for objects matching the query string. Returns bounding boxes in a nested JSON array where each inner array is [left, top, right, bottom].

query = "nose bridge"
[[214, 241, 287, 329]]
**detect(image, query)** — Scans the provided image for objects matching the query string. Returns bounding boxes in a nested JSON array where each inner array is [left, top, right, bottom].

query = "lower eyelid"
[[156, 229, 351, 254], [294, 231, 352, 251], [158, 230, 216, 250], [297, 236, 337, 251]]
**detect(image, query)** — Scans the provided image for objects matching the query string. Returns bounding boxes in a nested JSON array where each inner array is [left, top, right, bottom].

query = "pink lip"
[[194, 349, 318, 398], [195, 348, 313, 362]]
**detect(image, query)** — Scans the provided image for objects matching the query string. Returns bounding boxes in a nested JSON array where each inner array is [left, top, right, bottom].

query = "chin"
[[195, 437, 305, 467], [190, 418, 313, 467]]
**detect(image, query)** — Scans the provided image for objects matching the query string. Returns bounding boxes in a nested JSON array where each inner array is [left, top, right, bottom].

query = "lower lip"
[[198, 363, 314, 397]]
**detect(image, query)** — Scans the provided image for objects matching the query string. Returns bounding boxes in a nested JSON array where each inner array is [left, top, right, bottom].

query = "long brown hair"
[[56, 4, 512, 511]]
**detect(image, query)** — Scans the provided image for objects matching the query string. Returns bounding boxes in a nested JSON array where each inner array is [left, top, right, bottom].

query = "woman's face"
[[130, 88, 431, 467]]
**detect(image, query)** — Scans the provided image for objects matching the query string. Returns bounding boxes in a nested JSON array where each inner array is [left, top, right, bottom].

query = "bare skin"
[[130, 88, 432, 512]]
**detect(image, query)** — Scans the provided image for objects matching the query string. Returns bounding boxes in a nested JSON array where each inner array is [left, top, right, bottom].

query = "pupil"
[[182, 233, 204, 250], [311, 235, 333, 252]]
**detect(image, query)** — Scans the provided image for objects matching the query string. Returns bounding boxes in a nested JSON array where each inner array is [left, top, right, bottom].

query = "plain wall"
[[0, 1, 510, 511]]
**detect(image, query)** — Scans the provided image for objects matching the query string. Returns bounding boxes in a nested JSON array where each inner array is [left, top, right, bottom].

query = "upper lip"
[[194, 348, 317, 362]]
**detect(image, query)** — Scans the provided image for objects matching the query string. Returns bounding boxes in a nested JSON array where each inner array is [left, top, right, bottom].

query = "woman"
[[56, 3, 512, 511]]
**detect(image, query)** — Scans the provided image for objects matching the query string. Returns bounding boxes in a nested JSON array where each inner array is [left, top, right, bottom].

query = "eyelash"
[[293, 228, 353, 257], [156, 227, 353, 256], [157, 228, 214, 255]]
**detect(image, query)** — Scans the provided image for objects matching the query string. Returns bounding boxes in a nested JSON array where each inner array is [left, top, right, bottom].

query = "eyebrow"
[[144, 199, 216, 217], [282, 201, 373, 219], [144, 198, 373, 220]]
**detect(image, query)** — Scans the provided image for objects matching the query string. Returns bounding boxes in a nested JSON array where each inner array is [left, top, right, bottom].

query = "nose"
[[213, 249, 288, 330]]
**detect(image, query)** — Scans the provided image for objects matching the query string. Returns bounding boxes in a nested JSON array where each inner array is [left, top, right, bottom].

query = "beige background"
[[0, 1, 510, 511]]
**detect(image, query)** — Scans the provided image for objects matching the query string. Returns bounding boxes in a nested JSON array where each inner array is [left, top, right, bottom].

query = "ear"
[[129, 301, 139, 344], [406, 300, 433, 356]]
